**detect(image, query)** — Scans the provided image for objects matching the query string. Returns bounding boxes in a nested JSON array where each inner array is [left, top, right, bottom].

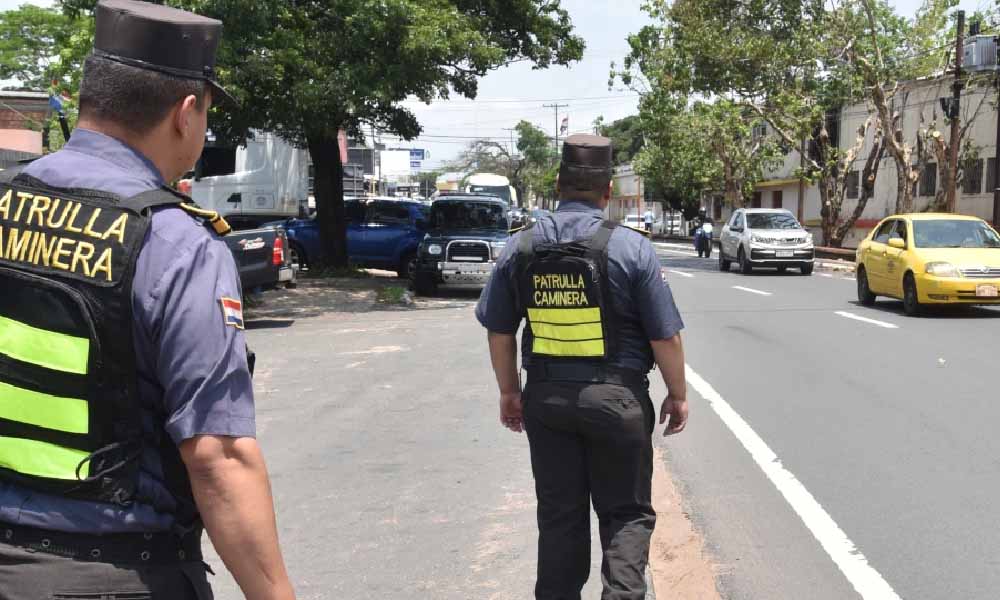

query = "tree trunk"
[[834, 133, 887, 246], [307, 132, 349, 269], [819, 177, 837, 247]]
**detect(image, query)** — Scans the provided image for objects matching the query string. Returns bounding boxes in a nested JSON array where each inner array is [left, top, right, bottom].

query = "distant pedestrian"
[[644, 208, 654, 232], [476, 134, 689, 599]]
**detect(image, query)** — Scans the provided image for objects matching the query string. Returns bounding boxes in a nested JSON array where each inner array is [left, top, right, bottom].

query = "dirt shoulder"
[[649, 447, 721, 599]]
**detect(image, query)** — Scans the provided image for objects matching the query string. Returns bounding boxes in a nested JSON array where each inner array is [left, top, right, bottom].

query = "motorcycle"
[[694, 223, 713, 258]]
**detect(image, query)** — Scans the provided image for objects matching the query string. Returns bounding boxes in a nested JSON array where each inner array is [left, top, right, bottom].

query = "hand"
[[660, 395, 688, 436], [499, 391, 524, 433]]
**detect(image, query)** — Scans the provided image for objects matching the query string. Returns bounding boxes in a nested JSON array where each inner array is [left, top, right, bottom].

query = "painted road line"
[[685, 366, 902, 600], [668, 270, 695, 278], [834, 311, 899, 329], [819, 273, 834, 278], [732, 286, 773, 296]]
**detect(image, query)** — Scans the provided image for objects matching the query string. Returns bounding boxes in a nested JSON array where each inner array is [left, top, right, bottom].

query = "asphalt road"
[[651, 241, 1000, 600], [205, 286, 628, 599], [205, 242, 1000, 599]]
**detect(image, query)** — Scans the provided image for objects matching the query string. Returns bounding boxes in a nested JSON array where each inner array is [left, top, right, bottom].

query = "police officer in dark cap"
[[477, 134, 689, 599], [0, 1, 294, 598]]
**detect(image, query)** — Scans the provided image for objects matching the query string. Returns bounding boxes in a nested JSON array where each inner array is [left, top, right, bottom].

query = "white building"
[[755, 71, 1000, 247]]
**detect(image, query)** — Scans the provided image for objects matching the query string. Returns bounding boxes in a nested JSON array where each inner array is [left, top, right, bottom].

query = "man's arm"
[[181, 436, 295, 600], [651, 335, 688, 435], [488, 331, 523, 433]]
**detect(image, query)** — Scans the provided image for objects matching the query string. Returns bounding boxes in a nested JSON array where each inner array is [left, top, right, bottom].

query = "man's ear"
[[604, 180, 613, 200], [173, 94, 200, 137], [555, 174, 561, 196]]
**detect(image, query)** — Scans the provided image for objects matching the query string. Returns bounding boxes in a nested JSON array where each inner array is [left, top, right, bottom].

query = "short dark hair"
[[79, 55, 207, 134], [558, 174, 612, 204]]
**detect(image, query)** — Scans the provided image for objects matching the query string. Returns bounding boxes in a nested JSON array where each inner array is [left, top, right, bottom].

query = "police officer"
[[0, 2, 294, 598], [476, 134, 689, 599]]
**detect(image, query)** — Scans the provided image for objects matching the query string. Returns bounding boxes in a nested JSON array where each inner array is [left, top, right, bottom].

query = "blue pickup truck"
[[274, 198, 429, 278]]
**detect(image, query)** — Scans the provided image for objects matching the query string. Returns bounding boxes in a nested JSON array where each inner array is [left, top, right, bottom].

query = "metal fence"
[[0, 149, 39, 169]]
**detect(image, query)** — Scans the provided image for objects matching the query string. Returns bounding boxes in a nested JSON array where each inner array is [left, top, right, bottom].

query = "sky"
[[0, 0, 988, 168]]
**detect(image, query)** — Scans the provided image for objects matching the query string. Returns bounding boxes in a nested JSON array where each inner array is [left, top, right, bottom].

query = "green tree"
[[594, 114, 644, 166], [0, 4, 90, 150], [516, 119, 557, 204], [58, 0, 584, 267]]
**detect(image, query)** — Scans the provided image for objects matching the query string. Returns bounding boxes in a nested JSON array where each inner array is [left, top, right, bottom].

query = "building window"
[[751, 192, 762, 208], [845, 171, 860, 199], [987, 158, 997, 194], [752, 123, 767, 139], [919, 163, 937, 197], [772, 190, 783, 208], [962, 159, 983, 195]]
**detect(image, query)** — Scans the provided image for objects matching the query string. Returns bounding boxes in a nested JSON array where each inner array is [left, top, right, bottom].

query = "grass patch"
[[376, 286, 408, 304]]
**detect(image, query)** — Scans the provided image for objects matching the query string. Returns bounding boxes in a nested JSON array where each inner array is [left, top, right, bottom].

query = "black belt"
[[525, 363, 647, 387], [0, 522, 203, 565]]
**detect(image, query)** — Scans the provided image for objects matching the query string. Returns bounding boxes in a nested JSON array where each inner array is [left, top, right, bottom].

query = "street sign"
[[410, 161, 422, 169], [410, 149, 426, 161]]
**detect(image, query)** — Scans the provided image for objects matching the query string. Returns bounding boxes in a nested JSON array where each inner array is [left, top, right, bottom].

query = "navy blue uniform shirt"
[[476, 200, 684, 373], [0, 129, 256, 534]]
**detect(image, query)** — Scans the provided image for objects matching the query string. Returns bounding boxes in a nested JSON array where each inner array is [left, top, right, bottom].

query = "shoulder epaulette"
[[621, 224, 652, 238], [179, 202, 232, 236]]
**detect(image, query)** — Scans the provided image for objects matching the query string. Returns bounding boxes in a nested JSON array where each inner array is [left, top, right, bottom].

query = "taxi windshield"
[[747, 213, 800, 230], [431, 200, 509, 230], [912, 220, 1000, 249]]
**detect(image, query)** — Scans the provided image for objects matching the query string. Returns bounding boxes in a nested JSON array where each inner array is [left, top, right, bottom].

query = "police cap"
[[559, 134, 613, 191], [94, 0, 235, 106]]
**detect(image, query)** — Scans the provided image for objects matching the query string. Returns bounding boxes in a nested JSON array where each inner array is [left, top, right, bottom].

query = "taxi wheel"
[[739, 247, 753, 274], [857, 267, 876, 306], [903, 273, 923, 316]]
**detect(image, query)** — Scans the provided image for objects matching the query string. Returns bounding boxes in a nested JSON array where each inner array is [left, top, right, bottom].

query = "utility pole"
[[543, 103, 569, 157], [946, 10, 965, 213], [994, 36, 1000, 226], [502, 127, 517, 157]]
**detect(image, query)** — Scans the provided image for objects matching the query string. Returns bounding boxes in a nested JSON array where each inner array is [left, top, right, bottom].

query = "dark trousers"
[[0, 541, 213, 600], [523, 380, 656, 600]]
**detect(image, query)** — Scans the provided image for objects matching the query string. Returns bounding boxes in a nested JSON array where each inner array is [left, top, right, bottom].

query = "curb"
[[816, 260, 857, 273]]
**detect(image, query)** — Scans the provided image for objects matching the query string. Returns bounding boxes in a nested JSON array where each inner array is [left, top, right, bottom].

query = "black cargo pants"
[[522, 378, 656, 600]]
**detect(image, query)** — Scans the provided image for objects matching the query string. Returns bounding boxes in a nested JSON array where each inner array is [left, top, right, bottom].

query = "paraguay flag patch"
[[220, 297, 245, 330]]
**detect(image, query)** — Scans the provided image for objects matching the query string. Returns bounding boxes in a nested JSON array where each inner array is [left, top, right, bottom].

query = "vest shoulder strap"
[[122, 187, 232, 236], [588, 220, 619, 253]]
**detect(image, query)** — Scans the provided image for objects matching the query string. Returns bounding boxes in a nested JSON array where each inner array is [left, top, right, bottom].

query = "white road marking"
[[668, 270, 695, 278], [819, 273, 834, 278], [834, 311, 899, 329], [845, 277, 857, 282], [685, 366, 902, 600], [732, 286, 773, 296]]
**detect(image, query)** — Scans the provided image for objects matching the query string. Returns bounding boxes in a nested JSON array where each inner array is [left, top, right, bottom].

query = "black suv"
[[413, 194, 510, 295]]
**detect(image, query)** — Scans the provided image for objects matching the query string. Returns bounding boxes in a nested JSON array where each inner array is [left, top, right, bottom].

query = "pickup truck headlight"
[[751, 234, 768, 244], [427, 244, 443, 256], [490, 241, 507, 259], [925, 262, 958, 277]]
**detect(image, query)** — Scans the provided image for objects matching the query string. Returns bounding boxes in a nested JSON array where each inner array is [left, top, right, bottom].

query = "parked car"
[[412, 194, 510, 295], [272, 197, 429, 278], [856, 213, 1000, 316], [719, 208, 815, 275], [225, 225, 297, 291], [622, 213, 663, 234]]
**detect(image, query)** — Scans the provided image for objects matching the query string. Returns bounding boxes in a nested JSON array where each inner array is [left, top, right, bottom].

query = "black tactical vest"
[[513, 220, 619, 361], [0, 170, 194, 507]]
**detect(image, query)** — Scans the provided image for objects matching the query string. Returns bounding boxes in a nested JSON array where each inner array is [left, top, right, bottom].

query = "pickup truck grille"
[[959, 267, 1000, 279], [447, 241, 491, 262]]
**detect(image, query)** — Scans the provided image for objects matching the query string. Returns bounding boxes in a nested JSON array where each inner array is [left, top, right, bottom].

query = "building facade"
[[0, 91, 49, 167]]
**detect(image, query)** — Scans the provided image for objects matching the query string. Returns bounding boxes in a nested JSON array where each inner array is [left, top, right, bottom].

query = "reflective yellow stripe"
[[0, 316, 89, 375], [531, 321, 603, 342], [527, 307, 602, 325], [0, 382, 88, 434], [533, 338, 605, 357], [0, 436, 89, 480]]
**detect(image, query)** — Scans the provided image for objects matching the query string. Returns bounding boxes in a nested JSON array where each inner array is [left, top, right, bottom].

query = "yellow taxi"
[[856, 214, 1000, 315]]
